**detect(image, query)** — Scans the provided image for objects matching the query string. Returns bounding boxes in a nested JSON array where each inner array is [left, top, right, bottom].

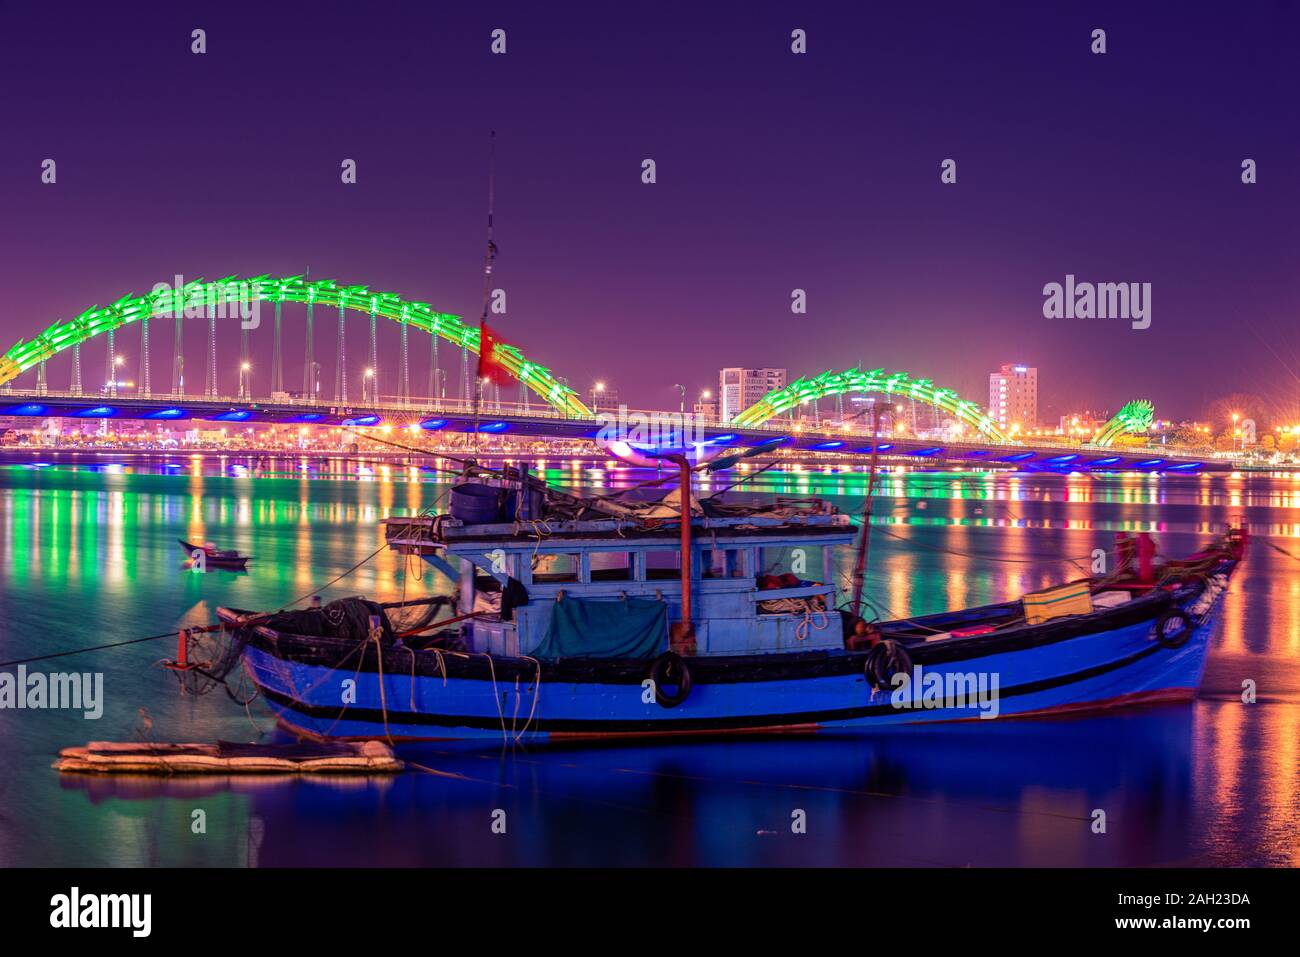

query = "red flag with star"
[[477, 321, 512, 387]]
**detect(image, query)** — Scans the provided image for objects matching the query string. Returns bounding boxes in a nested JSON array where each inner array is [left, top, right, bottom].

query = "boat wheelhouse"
[[382, 508, 854, 659]]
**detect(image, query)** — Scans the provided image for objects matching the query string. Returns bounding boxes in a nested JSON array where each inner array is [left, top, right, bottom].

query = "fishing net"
[[384, 596, 455, 635], [261, 597, 396, 643]]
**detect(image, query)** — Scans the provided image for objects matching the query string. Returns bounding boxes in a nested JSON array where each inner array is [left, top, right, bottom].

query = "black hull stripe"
[[254, 640, 1169, 733]]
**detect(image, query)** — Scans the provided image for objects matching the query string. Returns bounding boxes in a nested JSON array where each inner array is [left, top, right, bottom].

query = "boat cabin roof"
[[383, 514, 856, 554]]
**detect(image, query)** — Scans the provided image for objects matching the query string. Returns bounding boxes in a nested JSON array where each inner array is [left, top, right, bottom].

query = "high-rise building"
[[988, 364, 1037, 432], [719, 368, 786, 422], [590, 384, 619, 412]]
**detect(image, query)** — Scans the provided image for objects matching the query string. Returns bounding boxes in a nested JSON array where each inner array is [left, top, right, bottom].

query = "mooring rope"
[[0, 632, 180, 669], [372, 631, 395, 746]]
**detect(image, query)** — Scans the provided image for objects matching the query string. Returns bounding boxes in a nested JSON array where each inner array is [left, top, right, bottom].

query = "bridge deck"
[[0, 390, 1231, 472]]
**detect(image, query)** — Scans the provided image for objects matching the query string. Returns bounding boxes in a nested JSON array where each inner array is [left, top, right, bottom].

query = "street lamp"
[[239, 361, 251, 400], [590, 380, 605, 410], [674, 383, 685, 413]]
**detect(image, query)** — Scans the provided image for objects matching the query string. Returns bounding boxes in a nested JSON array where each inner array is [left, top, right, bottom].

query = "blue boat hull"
[[227, 573, 1230, 743]]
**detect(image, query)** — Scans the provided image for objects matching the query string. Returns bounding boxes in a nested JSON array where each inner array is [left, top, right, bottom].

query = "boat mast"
[[850, 400, 882, 620], [666, 453, 696, 654], [472, 132, 497, 446]]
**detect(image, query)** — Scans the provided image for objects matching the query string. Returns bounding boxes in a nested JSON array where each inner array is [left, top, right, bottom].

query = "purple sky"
[[2, 1, 1298, 421]]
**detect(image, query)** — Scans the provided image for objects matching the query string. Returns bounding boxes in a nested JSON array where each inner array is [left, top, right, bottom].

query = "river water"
[[0, 451, 1297, 866]]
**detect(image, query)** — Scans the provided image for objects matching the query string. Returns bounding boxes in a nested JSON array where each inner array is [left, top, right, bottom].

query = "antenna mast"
[[472, 132, 497, 440]]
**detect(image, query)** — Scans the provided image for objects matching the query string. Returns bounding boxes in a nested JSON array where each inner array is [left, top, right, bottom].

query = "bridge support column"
[[239, 317, 250, 400], [271, 300, 283, 394], [428, 332, 440, 409], [71, 342, 82, 395], [303, 299, 315, 399], [334, 303, 347, 403], [367, 308, 378, 403], [205, 311, 217, 399], [172, 314, 183, 397], [399, 315, 409, 407], [397, 319, 408, 405], [106, 328, 117, 397], [140, 316, 151, 397]]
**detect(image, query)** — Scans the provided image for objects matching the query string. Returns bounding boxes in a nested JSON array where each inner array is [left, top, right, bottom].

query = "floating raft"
[[55, 740, 403, 775]]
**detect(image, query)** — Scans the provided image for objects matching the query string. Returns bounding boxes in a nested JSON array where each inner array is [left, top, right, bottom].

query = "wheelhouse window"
[[759, 545, 824, 584], [645, 549, 681, 580], [589, 551, 633, 582], [532, 552, 580, 583], [701, 547, 749, 578]]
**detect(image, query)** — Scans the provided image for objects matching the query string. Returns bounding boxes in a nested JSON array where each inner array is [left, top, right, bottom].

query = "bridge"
[[0, 274, 1225, 471], [0, 388, 1225, 472]]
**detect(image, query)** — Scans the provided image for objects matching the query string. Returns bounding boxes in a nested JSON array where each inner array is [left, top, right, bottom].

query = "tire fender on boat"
[[864, 639, 912, 692], [648, 652, 692, 708], [1154, 608, 1193, 648]]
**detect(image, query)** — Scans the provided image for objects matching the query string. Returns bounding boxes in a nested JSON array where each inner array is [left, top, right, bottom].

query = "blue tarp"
[[531, 595, 667, 660]]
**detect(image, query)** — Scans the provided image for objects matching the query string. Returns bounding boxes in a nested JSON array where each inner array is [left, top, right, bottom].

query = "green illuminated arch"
[[732, 367, 1009, 442], [1093, 400, 1154, 447], [0, 274, 592, 416]]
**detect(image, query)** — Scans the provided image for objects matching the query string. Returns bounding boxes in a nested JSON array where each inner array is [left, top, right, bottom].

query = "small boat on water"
[[215, 466, 1246, 743], [179, 539, 251, 570]]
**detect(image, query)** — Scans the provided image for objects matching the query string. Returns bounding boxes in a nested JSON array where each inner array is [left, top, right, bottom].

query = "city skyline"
[[3, 3, 1299, 423]]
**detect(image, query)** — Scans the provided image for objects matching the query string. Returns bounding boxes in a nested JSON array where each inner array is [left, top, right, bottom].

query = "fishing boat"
[[179, 539, 251, 570], [214, 463, 1246, 742]]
